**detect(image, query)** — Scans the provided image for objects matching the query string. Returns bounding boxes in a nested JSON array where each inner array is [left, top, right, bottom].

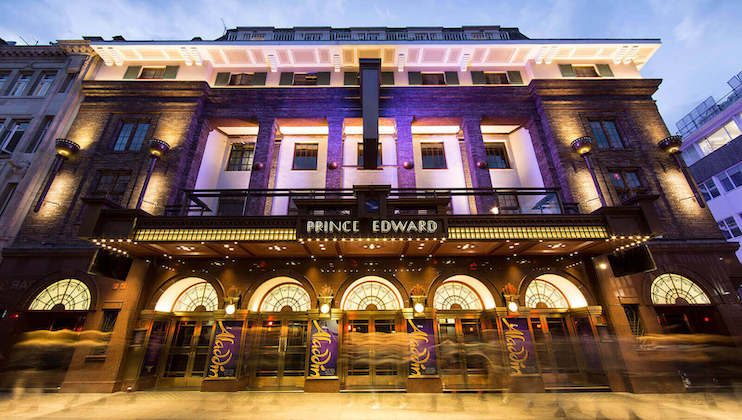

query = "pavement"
[[1, 390, 742, 419]]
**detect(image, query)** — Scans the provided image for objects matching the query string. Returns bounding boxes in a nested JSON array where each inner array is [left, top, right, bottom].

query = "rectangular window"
[[292, 143, 318, 170], [0, 120, 30, 153], [421, 142, 447, 169], [718, 217, 742, 239], [8, 73, 32, 96], [58, 72, 77, 93], [293, 73, 318, 86], [0, 182, 18, 217], [718, 164, 742, 192], [485, 72, 509, 84], [228, 73, 256, 86], [699, 179, 720, 201], [32, 72, 56, 96], [589, 120, 624, 149], [138, 67, 165, 79], [113, 122, 150, 151], [0, 71, 10, 91], [25, 116, 54, 153], [574, 66, 600, 77], [421, 73, 446, 85], [100, 309, 119, 333], [622, 304, 645, 337], [609, 169, 644, 201], [484, 143, 510, 169], [92, 171, 131, 204], [357, 142, 382, 167], [225, 142, 255, 171]]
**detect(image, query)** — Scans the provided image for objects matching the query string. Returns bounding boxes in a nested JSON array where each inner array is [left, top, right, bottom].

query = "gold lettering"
[[408, 320, 431, 377], [208, 321, 237, 378], [308, 320, 333, 377], [501, 318, 529, 376]]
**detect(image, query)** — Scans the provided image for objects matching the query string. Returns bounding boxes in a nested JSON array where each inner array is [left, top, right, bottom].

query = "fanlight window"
[[433, 281, 483, 310], [260, 283, 311, 312], [525, 279, 569, 309], [651, 273, 711, 305], [343, 281, 400, 311], [173, 282, 218, 312], [29, 278, 91, 311]]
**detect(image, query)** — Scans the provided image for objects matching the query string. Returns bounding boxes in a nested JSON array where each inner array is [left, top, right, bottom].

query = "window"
[[25, 115, 53, 153], [342, 280, 401, 311], [589, 120, 624, 149], [172, 282, 218, 312], [8, 73, 32, 96], [484, 143, 510, 169], [357, 142, 382, 167], [113, 122, 150, 151], [718, 163, 742, 192], [92, 171, 131, 204], [608, 169, 644, 201], [622, 304, 645, 337], [32, 72, 56, 96], [0, 182, 18, 217], [292, 143, 318, 170], [0, 120, 29, 153], [485, 72, 509, 84], [293, 73, 318, 86], [259, 283, 311, 312], [525, 279, 569, 308], [58, 72, 77, 93], [420, 142, 447, 169], [698, 179, 720, 201], [650, 273, 710, 305], [718, 217, 742, 239], [574, 66, 599, 77], [433, 281, 483, 310], [0, 71, 9, 91], [138, 67, 165, 79], [100, 309, 119, 332], [225, 142, 255, 171], [697, 121, 742, 156], [28, 279, 92, 311], [228, 73, 257, 86], [421, 73, 445, 85]]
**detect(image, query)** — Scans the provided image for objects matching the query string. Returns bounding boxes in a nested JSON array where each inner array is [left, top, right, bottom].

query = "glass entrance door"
[[343, 317, 404, 390], [438, 316, 498, 390], [161, 320, 214, 388], [253, 319, 308, 390], [529, 315, 588, 389]]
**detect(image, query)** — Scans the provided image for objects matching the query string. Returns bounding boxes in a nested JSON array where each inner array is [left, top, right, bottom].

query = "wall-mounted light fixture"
[[570, 136, 606, 207], [33, 139, 80, 212], [657, 135, 705, 208], [136, 139, 170, 209]]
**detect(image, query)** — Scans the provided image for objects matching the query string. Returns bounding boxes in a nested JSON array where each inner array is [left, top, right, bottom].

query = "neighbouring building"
[[0, 26, 740, 394], [678, 69, 742, 264]]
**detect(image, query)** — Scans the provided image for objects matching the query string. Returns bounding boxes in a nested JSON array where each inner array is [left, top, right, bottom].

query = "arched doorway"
[[249, 277, 312, 391], [340, 276, 405, 391], [154, 278, 219, 388], [432, 275, 499, 391]]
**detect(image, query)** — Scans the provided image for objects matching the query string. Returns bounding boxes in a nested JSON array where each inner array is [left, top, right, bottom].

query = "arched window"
[[651, 273, 711, 305], [342, 279, 402, 311], [29, 278, 91, 311], [433, 281, 483, 310], [172, 282, 218, 312], [525, 279, 569, 309], [260, 283, 311, 312]]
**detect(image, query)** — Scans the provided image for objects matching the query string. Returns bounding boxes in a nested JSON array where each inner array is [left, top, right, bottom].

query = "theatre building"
[[0, 26, 741, 394]]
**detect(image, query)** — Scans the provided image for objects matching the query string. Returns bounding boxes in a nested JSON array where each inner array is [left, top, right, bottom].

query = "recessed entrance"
[[161, 320, 214, 388], [343, 315, 405, 391]]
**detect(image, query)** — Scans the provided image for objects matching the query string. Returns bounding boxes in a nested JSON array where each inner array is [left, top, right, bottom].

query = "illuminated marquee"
[[300, 218, 446, 238]]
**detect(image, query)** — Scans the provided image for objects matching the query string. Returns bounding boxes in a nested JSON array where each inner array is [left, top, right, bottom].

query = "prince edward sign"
[[299, 217, 447, 239]]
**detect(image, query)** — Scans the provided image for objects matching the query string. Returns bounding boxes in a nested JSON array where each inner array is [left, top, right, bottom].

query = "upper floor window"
[[92, 171, 131, 204], [421, 142, 447, 169], [608, 169, 644, 201], [573, 66, 599, 77], [25, 115, 54, 153], [0, 72, 9, 91], [484, 143, 510, 169], [0, 120, 29, 153], [138, 67, 165, 79], [58, 72, 77, 93], [357, 142, 382, 167], [421, 73, 446, 85], [226, 142, 255, 171], [113, 122, 150, 151], [32, 71, 56, 96], [718, 216, 742, 239], [471, 70, 523, 85], [699, 179, 720, 201], [229, 73, 257, 86], [0, 182, 18, 217], [697, 120, 742, 156], [559, 64, 613, 78], [279, 72, 330, 86], [292, 143, 318, 170], [8, 73, 32, 96], [718, 163, 742, 192], [293, 73, 318, 86], [589, 120, 624, 149]]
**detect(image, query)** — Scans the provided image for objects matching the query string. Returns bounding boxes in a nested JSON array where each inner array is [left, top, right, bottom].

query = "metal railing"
[[222, 27, 518, 43], [164, 187, 573, 217], [676, 74, 742, 137]]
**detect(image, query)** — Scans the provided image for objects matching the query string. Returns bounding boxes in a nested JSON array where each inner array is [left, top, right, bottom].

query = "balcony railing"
[[164, 187, 575, 217], [676, 77, 742, 137], [222, 27, 519, 43]]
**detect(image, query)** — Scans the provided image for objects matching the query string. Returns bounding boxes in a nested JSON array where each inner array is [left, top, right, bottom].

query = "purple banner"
[[308, 319, 338, 377], [207, 320, 243, 378], [502, 317, 537, 375], [140, 320, 168, 377], [407, 319, 437, 376]]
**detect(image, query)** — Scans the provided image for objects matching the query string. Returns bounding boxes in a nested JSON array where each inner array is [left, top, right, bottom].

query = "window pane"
[[229, 73, 254, 86], [0, 182, 18, 217], [293, 73, 317, 86], [589, 121, 609, 149], [602, 121, 624, 148], [9, 74, 31, 96], [574, 66, 599, 77], [705, 126, 732, 152], [724, 120, 742, 139], [719, 174, 735, 192], [624, 171, 641, 188], [729, 166, 742, 189], [357, 142, 382, 167], [484, 73, 509, 84], [609, 172, 625, 188], [0, 121, 29, 153], [421, 73, 445, 85], [32, 72, 56, 96], [485, 143, 510, 168], [727, 217, 742, 237], [25, 116, 53, 153], [292, 143, 318, 170], [226, 142, 255, 171], [129, 123, 149, 151], [138, 68, 165, 79], [113, 123, 135, 151], [421, 143, 446, 169]]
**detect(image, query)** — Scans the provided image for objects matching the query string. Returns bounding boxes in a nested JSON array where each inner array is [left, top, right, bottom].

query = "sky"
[[1, 0, 740, 129]]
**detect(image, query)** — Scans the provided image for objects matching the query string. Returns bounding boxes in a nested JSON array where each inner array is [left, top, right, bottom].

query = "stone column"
[[461, 117, 494, 213], [247, 118, 277, 215], [395, 116, 415, 189], [325, 117, 344, 189]]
